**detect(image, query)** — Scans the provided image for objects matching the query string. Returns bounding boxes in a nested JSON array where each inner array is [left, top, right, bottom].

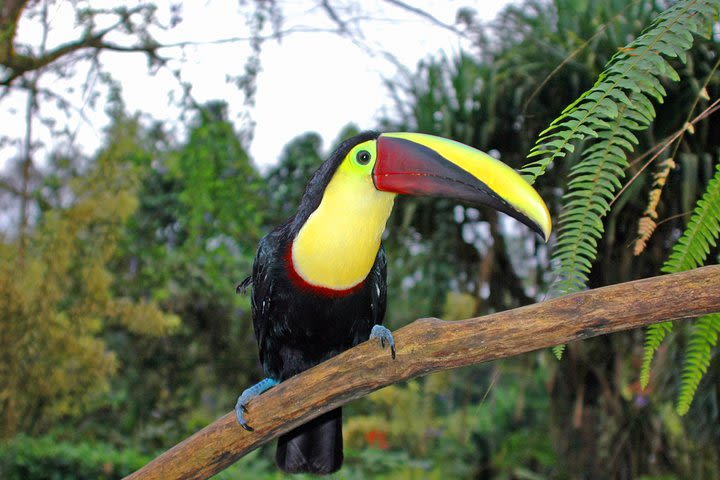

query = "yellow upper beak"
[[374, 132, 552, 241]]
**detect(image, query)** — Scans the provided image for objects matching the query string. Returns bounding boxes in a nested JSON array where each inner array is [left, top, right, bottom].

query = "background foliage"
[[1, 0, 719, 479]]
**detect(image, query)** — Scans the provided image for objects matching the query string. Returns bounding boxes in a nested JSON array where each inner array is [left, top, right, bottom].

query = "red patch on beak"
[[373, 135, 498, 202]]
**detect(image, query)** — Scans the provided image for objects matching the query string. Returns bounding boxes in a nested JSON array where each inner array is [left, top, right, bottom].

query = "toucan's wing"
[[250, 230, 281, 374], [369, 244, 388, 327]]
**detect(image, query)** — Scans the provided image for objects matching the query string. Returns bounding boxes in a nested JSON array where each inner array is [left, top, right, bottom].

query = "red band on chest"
[[285, 244, 365, 298]]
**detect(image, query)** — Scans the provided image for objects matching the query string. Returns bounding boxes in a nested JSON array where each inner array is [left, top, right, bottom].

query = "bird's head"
[[290, 131, 551, 292], [311, 131, 552, 241]]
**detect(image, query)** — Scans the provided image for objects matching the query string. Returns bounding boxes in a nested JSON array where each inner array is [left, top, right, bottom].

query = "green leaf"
[[676, 314, 720, 415], [642, 163, 720, 403]]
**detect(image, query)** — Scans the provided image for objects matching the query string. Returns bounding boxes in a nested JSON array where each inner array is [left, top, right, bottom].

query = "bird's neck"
[[291, 169, 395, 291]]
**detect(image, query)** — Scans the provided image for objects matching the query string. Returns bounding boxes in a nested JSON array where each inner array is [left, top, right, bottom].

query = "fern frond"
[[633, 217, 657, 256], [549, 102, 632, 297], [641, 163, 720, 399], [676, 314, 720, 415], [640, 321, 674, 389], [661, 163, 720, 274], [633, 158, 676, 255], [521, 0, 718, 183], [551, 344, 565, 360]]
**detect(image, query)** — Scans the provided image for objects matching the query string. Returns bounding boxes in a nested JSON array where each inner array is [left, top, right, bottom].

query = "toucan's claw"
[[238, 416, 253, 432], [370, 325, 396, 359], [236, 276, 252, 295], [235, 395, 254, 431], [235, 377, 278, 431]]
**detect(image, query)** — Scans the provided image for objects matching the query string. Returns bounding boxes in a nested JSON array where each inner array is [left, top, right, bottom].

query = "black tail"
[[276, 407, 343, 475]]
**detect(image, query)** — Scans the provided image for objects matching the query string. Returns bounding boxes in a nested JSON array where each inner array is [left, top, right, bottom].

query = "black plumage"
[[249, 226, 387, 382], [244, 132, 387, 474], [250, 131, 387, 379]]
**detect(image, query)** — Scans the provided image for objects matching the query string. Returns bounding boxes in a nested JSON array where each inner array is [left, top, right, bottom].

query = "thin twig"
[[382, 0, 467, 38], [609, 97, 720, 207], [655, 211, 693, 228]]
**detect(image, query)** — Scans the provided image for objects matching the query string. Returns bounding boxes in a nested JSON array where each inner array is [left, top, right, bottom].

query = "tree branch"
[[320, 0, 351, 35], [0, 0, 28, 63], [125, 265, 720, 480], [0, 5, 158, 86], [382, 0, 467, 37]]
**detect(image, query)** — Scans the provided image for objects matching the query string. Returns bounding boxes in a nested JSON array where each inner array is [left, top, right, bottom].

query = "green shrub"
[[0, 434, 151, 480]]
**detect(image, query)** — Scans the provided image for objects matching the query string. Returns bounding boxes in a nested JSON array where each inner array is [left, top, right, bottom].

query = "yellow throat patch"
[[291, 140, 395, 290]]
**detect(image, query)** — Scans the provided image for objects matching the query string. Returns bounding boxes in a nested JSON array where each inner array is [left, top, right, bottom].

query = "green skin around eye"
[[347, 140, 377, 173]]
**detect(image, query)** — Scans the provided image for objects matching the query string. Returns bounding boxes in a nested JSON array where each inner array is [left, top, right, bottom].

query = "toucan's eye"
[[356, 150, 371, 165]]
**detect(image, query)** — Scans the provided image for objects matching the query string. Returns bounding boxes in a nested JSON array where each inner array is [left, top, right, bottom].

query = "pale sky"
[[1, 1, 512, 171]]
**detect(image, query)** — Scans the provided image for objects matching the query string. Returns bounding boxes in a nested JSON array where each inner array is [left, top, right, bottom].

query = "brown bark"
[[0, 4, 160, 86], [0, 0, 27, 64], [126, 265, 720, 480]]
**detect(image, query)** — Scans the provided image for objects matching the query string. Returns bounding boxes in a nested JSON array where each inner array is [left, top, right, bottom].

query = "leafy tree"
[[264, 132, 325, 225], [85, 101, 265, 447], [0, 0, 279, 261], [173, 101, 263, 289], [0, 110, 177, 439]]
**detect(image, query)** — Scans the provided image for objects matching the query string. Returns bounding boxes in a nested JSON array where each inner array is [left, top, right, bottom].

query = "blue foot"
[[370, 325, 396, 359], [235, 377, 278, 431]]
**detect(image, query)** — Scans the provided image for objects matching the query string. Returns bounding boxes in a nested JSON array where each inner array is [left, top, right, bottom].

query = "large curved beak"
[[374, 132, 552, 241]]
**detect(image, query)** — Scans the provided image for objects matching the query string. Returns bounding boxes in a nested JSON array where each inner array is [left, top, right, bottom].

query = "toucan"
[[235, 131, 551, 474]]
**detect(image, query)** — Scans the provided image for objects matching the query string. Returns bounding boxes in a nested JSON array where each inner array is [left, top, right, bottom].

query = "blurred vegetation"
[[1, 0, 719, 479]]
